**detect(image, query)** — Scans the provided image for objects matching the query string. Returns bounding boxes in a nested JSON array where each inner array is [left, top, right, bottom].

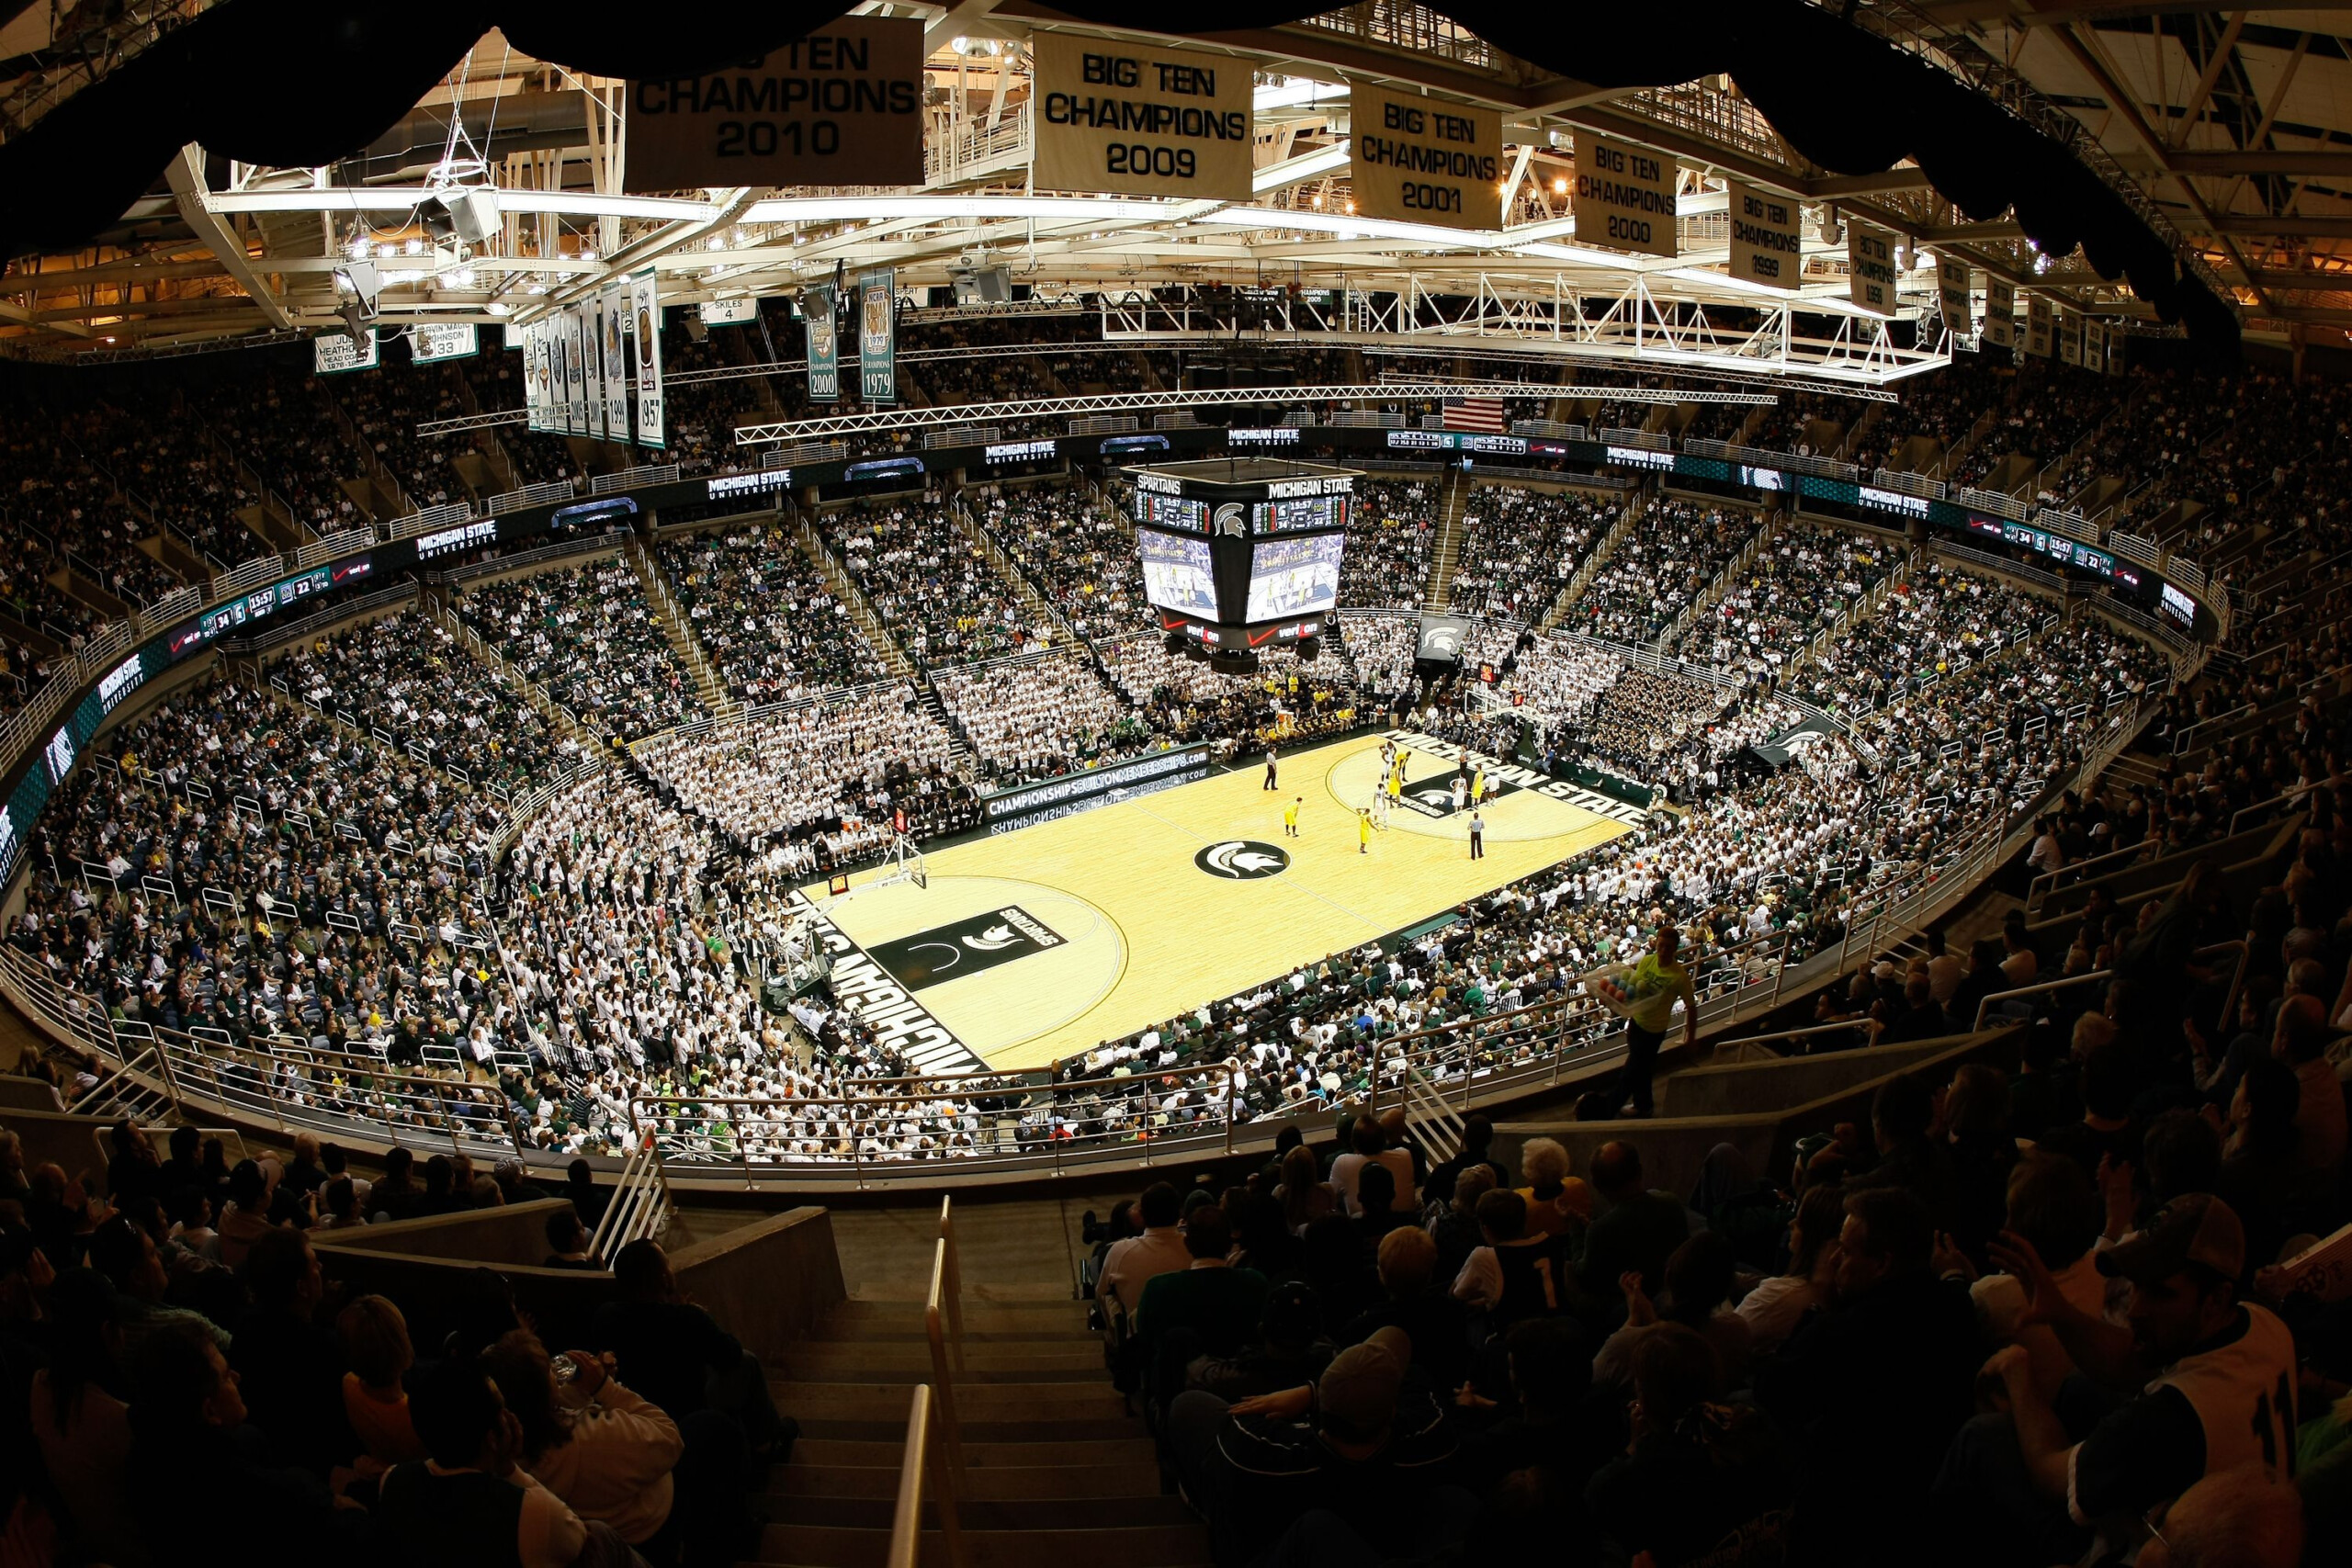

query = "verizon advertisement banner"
[[1349, 84, 1503, 231], [1726, 181, 1801, 290], [1572, 132, 1677, 257], [1848, 222, 1897, 316]]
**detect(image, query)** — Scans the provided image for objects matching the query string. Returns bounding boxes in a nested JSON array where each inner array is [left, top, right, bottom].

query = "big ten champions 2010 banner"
[[1031, 31, 1252, 201], [858, 269, 896, 405], [1571, 132, 1678, 257], [1725, 181, 1800, 289], [1848, 221, 1897, 316], [622, 18, 924, 190], [1348, 85, 1501, 231]]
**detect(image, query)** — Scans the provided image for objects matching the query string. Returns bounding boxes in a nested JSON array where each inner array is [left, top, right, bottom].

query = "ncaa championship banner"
[[1725, 181, 1801, 290], [599, 277, 632, 444], [1031, 32, 1251, 202], [630, 269, 663, 447], [1571, 132, 1677, 257], [858, 269, 896, 405], [805, 283, 840, 402], [1847, 222, 1897, 316], [1348, 84, 1502, 231], [1984, 275, 2016, 347]]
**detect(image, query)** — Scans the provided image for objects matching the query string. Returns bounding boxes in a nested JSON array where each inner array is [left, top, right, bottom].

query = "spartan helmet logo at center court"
[[1195, 840, 1291, 879]]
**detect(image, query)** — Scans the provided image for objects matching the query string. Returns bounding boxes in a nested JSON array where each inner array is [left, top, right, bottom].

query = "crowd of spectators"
[[657, 525, 887, 705], [1786, 561, 2052, 716], [269, 608, 578, 797], [1951, 358, 2120, 489], [822, 497, 1036, 667], [334, 355, 470, 513], [458, 559, 708, 741], [1448, 485, 1617, 622], [978, 481, 1147, 642], [932, 652, 1154, 786], [456, 355, 586, 488], [1567, 500, 1760, 644], [1342, 479, 1438, 608], [1098, 636, 1362, 755], [1675, 519, 1897, 682]]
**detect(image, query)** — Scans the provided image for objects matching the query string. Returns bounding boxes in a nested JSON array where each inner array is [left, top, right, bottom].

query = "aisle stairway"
[[1422, 466, 1472, 609], [626, 540, 735, 716], [755, 1201, 1212, 1568], [792, 511, 918, 679]]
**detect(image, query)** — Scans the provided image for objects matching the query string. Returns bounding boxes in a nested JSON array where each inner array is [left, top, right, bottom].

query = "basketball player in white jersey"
[[1961, 1194, 2296, 1559]]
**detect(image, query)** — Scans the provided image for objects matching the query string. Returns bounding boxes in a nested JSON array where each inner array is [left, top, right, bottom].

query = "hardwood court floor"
[[812, 730, 1633, 1070]]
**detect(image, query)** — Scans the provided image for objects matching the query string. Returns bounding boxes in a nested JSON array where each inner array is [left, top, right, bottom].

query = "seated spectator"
[[1341, 1226, 1470, 1387], [1513, 1136, 1593, 1238], [230, 1226, 353, 1472], [1423, 1113, 1510, 1206], [1188, 1280, 1336, 1401], [1430, 1165, 1497, 1287], [1959, 1153, 2104, 1399], [1587, 1322, 1794, 1566], [1349, 1164, 1417, 1253], [544, 1207, 600, 1270], [1735, 1183, 1842, 1351], [338, 1293, 428, 1470], [481, 1330, 686, 1553], [1331, 1115, 1417, 1217], [1098, 1182, 1190, 1317], [1452, 1188, 1574, 1325], [87, 1213, 231, 1355], [1591, 1231, 1754, 1393], [592, 1239, 792, 1462], [377, 1353, 623, 1568], [1577, 1142, 1689, 1305], [1138, 1205, 1270, 1359], [319, 1177, 368, 1232], [30, 1268, 140, 1567]]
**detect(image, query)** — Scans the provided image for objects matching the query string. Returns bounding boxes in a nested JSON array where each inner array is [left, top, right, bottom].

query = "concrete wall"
[[1660, 1035, 1972, 1120]]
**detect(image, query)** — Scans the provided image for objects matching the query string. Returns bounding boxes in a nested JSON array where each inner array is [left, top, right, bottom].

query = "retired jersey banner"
[[631, 269, 664, 448], [623, 18, 923, 192], [1349, 84, 1502, 231], [410, 322, 478, 364], [858, 268, 896, 405], [1937, 255, 1973, 342], [1032, 32, 1252, 202], [701, 298, 759, 326], [1726, 181, 1801, 290], [600, 278, 633, 443], [1572, 132, 1677, 257], [1848, 223, 1897, 316], [806, 283, 840, 403], [313, 328, 378, 374], [1984, 275, 2017, 347], [2024, 293, 2052, 358]]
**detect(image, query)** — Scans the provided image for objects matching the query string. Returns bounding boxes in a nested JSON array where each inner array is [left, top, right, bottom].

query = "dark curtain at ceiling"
[[0, 0, 2233, 349]]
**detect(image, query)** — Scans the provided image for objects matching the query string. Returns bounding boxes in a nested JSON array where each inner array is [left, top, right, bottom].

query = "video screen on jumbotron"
[[1137, 527, 1218, 616], [1244, 532, 1345, 621]]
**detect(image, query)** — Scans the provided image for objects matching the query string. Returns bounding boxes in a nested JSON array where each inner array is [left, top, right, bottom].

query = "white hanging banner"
[[1984, 276, 2016, 348], [601, 278, 635, 444], [411, 322, 479, 364], [1347, 83, 1504, 232], [313, 329, 379, 374], [2057, 308, 2083, 366], [564, 304, 589, 434], [1725, 181, 1801, 290], [1847, 222, 1897, 316], [701, 298, 760, 325], [1936, 255, 1973, 343], [1571, 132, 1678, 257], [631, 269, 665, 448], [2083, 320, 2105, 375], [2024, 293, 2052, 358]]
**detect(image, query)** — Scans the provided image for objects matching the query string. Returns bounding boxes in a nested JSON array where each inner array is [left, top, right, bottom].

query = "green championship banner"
[[806, 282, 839, 402], [858, 268, 896, 404]]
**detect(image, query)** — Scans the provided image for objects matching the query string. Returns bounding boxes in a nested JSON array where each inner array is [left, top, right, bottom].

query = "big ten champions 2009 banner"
[[805, 283, 839, 403], [622, 18, 924, 190], [1571, 132, 1678, 257], [1348, 85, 1501, 231], [1030, 32, 1252, 202], [858, 269, 895, 405], [1725, 181, 1800, 289]]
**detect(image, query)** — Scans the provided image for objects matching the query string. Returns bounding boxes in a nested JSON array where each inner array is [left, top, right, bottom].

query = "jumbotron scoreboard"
[[1128, 457, 1354, 665]]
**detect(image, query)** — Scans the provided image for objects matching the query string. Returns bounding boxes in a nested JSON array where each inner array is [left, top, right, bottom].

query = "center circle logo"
[[1195, 840, 1290, 880]]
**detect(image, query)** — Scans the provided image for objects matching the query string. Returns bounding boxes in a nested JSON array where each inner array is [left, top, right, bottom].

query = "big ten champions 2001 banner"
[[1725, 180, 1800, 289], [1030, 32, 1251, 202], [1348, 84, 1501, 231], [622, 18, 923, 190], [805, 283, 839, 403], [858, 269, 895, 405], [1571, 133, 1678, 258]]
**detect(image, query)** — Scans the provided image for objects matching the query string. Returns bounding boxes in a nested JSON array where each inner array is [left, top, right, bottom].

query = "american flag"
[[1442, 395, 1507, 434]]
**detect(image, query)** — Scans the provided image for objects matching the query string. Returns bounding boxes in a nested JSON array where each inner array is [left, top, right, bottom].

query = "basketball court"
[[809, 729, 1643, 1069]]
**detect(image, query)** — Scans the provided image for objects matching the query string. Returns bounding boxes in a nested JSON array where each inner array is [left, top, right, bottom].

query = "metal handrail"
[[936, 1197, 965, 1372], [887, 1384, 967, 1568], [2026, 838, 2154, 912], [1972, 968, 2115, 1032], [924, 1236, 970, 1494], [1711, 1019, 1877, 1056]]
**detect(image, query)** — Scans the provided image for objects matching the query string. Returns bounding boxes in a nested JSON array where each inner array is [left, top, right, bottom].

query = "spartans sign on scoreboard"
[[623, 19, 924, 190], [1349, 85, 1502, 231], [1032, 33, 1252, 201]]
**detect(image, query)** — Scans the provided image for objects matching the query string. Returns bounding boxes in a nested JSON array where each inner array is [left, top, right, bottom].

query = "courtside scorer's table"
[[809, 731, 1637, 1069]]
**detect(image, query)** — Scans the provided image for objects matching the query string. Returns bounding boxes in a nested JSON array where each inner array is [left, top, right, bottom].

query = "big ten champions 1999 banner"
[[622, 18, 923, 190], [858, 269, 896, 405], [1848, 221, 1897, 316], [1030, 31, 1252, 202], [1571, 132, 1678, 257], [1347, 84, 1501, 231], [1725, 180, 1800, 289]]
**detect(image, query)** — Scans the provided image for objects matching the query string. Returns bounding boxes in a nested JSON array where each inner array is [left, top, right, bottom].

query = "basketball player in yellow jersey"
[[1283, 796, 1302, 839], [1385, 764, 1403, 819], [1357, 807, 1374, 853], [1470, 764, 1487, 806]]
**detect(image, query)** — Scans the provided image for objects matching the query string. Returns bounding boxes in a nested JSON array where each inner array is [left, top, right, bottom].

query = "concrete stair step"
[[770, 1461, 1161, 1500], [847, 1280, 1073, 1304], [794, 1416, 1146, 1444], [785, 1353, 1103, 1385], [790, 1341, 1101, 1371], [794, 1437, 1158, 1468], [801, 1321, 1096, 1346], [774, 1381, 1124, 1418], [756, 1522, 1210, 1568], [768, 1493, 1193, 1529]]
